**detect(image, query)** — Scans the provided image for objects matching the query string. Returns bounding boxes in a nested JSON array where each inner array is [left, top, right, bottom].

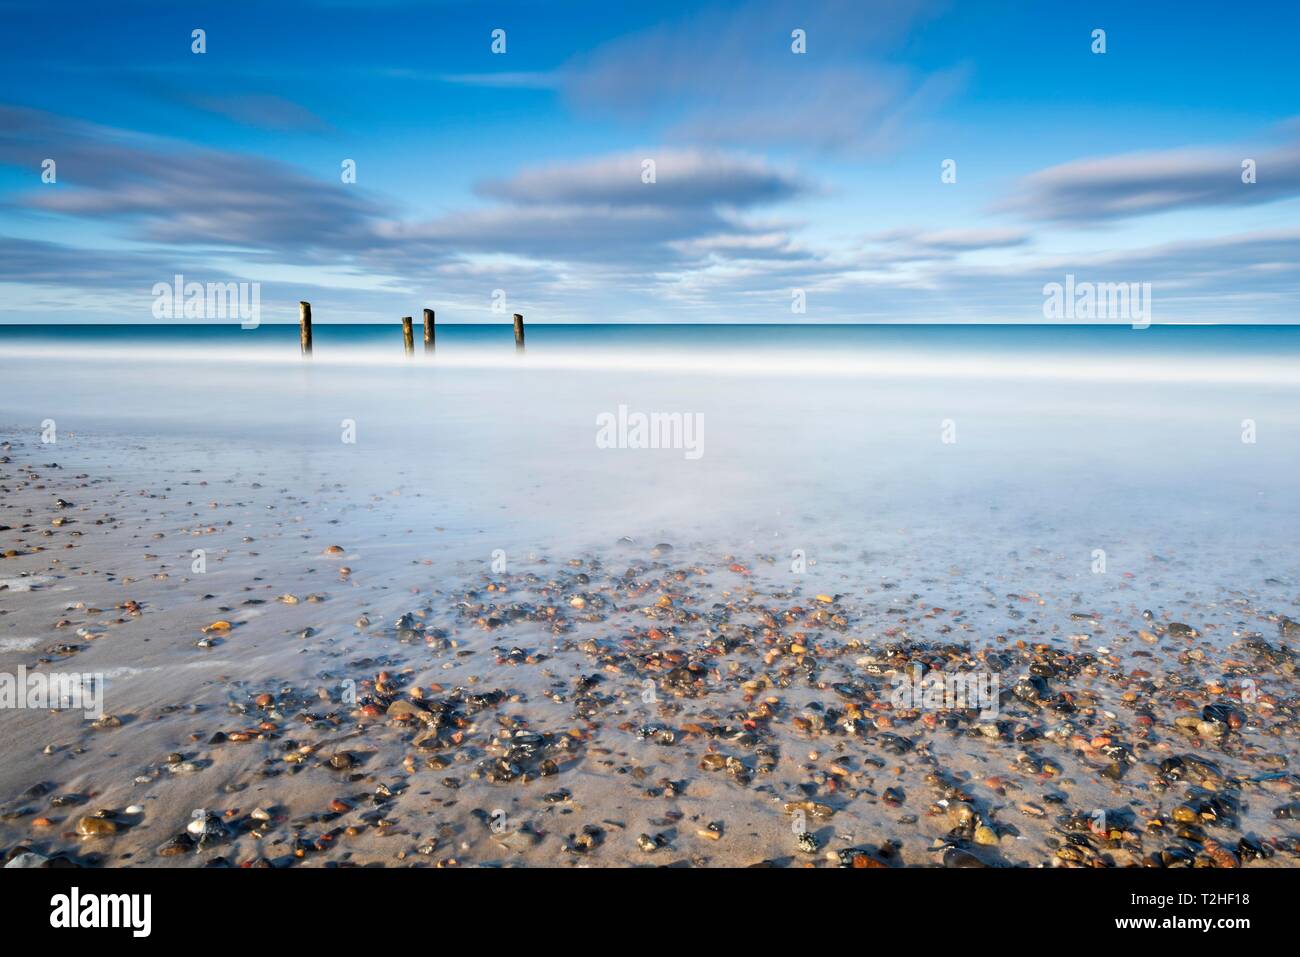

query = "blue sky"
[[1, 0, 1297, 323]]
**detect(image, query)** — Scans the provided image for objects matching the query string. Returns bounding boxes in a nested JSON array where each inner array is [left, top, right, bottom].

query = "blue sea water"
[[1, 321, 1297, 619], [2, 322, 1298, 359]]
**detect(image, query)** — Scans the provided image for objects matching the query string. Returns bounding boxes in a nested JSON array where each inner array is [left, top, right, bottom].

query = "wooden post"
[[423, 308, 435, 354], [401, 316, 414, 356], [513, 313, 525, 352], [299, 301, 313, 356]]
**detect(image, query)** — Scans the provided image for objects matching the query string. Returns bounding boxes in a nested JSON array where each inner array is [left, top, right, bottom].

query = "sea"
[[2, 322, 1298, 618]]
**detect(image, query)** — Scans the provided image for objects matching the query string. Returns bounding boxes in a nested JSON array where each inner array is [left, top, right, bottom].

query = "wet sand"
[[2, 417, 1298, 868]]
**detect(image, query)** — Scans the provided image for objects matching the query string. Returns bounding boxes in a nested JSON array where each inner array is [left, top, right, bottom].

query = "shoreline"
[[2, 429, 1298, 869]]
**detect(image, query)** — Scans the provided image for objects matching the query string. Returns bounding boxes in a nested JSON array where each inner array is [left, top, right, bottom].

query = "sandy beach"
[[2, 332, 1298, 868]]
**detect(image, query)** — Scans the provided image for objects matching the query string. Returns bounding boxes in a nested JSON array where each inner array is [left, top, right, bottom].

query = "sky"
[[0, 0, 1297, 324]]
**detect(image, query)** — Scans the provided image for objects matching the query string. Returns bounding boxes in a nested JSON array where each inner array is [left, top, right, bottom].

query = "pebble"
[[156, 834, 193, 857], [75, 816, 118, 837]]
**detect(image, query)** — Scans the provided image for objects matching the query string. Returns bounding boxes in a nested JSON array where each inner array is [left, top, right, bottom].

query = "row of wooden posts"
[[296, 301, 524, 356]]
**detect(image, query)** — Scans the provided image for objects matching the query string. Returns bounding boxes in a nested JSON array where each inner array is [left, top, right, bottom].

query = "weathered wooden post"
[[513, 313, 525, 352], [299, 301, 313, 356], [423, 308, 435, 354], [401, 316, 414, 356]]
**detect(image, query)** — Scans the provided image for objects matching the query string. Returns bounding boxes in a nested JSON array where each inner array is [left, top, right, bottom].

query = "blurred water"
[[2, 323, 1298, 624], [2, 322, 1298, 359]]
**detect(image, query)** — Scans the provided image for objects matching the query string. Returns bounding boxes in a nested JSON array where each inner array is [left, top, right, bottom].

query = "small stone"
[[947, 802, 976, 827], [386, 699, 425, 720], [186, 811, 228, 842], [943, 847, 986, 868], [76, 816, 117, 837], [156, 834, 193, 857], [1197, 720, 1226, 739]]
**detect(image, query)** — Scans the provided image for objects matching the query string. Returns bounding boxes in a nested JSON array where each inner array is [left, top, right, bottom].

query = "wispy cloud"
[[0, 104, 383, 252], [375, 149, 812, 270], [180, 93, 334, 133], [0, 107, 820, 318], [555, 0, 958, 156], [999, 136, 1300, 223], [0, 235, 188, 286], [437, 71, 558, 90], [478, 149, 808, 207], [650, 225, 1300, 325], [2, 90, 1297, 324], [865, 227, 1033, 261]]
